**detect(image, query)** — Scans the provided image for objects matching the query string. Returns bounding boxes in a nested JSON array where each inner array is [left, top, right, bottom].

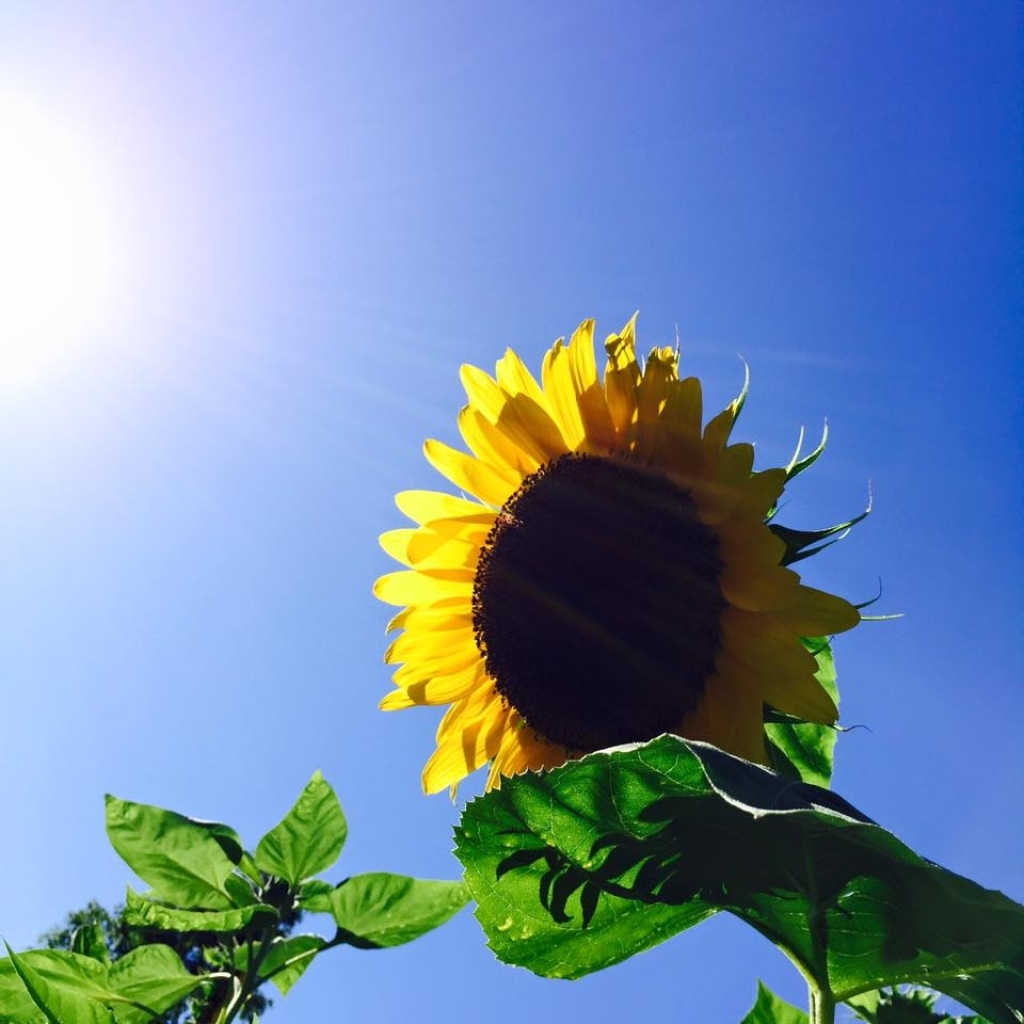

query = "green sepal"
[[124, 887, 278, 934], [454, 736, 1024, 1021], [785, 421, 829, 482], [255, 771, 348, 886], [741, 980, 809, 1024], [769, 500, 871, 567], [300, 873, 468, 949]]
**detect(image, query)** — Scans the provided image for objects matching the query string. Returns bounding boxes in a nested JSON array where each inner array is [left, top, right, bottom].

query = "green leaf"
[[741, 980, 809, 1024], [124, 887, 278, 934], [4, 945, 110, 1024], [255, 771, 347, 886], [104, 944, 205, 1022], [70, 925, 108, 965], [454, 737, 1024, 1022], [105, 795, 238, 910], [766, 637, 839, 788], [248, 934, 327, 996], [1, 943, 204, 1024], [301, 873, 468, 949], [847, 987, 995, 1024], [298, 879, 333, 903], [0, 953, 48, 1024], [454, 785, 713, 978]]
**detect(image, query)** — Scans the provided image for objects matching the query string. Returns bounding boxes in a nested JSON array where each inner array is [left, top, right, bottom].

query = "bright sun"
[[0, 93, 115, 391]]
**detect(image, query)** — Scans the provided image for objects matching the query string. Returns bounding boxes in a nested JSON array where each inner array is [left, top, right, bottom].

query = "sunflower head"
[[374, 316, 860, 795]]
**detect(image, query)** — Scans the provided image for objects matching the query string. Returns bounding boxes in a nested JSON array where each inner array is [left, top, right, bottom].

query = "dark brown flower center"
[[472, 453, 726, 752]]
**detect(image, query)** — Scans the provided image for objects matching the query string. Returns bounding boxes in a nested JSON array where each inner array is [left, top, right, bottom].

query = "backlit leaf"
[[741, 980, 809, 1024], [301, 873, 468, 948], [255, 771, 347, 885], [455, 736, 1024, 1022], [105, 795, 238, 910]]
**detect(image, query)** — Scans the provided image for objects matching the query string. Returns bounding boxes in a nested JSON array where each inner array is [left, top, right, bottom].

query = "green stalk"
[[809, 984, 836, 1024]]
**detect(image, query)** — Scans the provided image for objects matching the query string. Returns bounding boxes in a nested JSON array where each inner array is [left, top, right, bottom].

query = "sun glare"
[[0, 93, 115, 392]]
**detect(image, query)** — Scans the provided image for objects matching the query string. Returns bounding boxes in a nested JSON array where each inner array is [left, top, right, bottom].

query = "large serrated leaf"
[[105, 795, 238, 910], [454, 737, 1024, 1021], [300, 873, 468, 949], [255, 771, 348, 885]]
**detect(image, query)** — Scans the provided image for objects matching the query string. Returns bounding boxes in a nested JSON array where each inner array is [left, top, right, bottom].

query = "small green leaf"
[[4, 945, 112, 1024], [846, 987, 994, 1024], [298, 879, 334, 904], [766, 637, 839, 788], [70, 924, 108, 964], [105, 795, 238, 910], [455, 737, 1024, 1021], [223, 873, 260, 908], [124, 887, 278, 934], [255, 771, 348, 885], [301, 873, 468, 948], [255, 934, 327, 995], [742, 980, 810, 1024]]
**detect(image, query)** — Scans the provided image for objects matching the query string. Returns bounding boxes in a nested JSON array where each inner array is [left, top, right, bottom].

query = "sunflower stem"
[[809, 982, 836, 1024]]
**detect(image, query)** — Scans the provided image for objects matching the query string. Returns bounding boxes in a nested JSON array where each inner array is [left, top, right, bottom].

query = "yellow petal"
[[604, 313, 641, 443], [385, 624, 475, 666], [719, 533, 802, 611], [423, 439, 518, 507], [462, 362, 567, 464], [676, 671, 767, 764], [392, 641, 481, 685], [721, 607, 822, 686], [387, 604, 472, 635], [541, 340, 586, 450], [650, 376, 705, 478], [567, 319, 617, 451], [395, 489, 494, 525], [635, 346, 678, 461], [720, 468, 787, 539], [381, 660, 487, 710], [775, 587, 860, 635], [716, 646, 837, 724], [488, 714, 567, 787], [494, 348, 547, 406], [703, 407, 736, 453], [379, 528, 416, 567], [458, 405, 541, 478], [691, 442, 754, 525], [385, 596, 469, 632], [373, 570, 474, 607], [422, 701, 508, 794], [405, 522, 489, 572]]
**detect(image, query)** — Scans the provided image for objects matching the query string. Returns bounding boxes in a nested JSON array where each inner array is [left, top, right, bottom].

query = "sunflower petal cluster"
[[374, 316, 859, 794]]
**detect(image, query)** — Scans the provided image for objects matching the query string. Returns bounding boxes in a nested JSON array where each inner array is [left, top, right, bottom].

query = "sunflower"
[[374, 315, 860, 794]]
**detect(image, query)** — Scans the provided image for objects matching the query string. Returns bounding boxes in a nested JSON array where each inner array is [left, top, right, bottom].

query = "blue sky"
[[0, 2, 1021, 1020]]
